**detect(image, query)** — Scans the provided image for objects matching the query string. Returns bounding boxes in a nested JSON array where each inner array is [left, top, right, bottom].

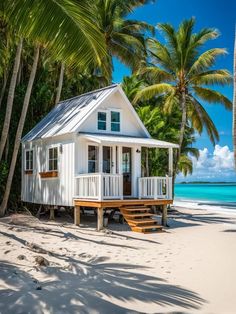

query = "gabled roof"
[[22, 84, 120, 142]]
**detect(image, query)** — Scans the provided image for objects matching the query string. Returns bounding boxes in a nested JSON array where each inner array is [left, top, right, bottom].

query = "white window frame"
[[86, 143, 99, 173], [47, 145, 59, 172], [25, 149, 34, 171], [110, 110, 121, 133], [96, 109, 122, 133], [97, 110, 107, 131]]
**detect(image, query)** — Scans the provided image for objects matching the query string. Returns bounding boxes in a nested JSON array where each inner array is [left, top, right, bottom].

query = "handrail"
[[75, 173, 123, 200], [138, 176, 172, 200]]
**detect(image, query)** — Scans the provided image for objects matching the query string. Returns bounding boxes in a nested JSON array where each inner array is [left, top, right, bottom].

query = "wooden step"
[[126, 218, 158, 225], [120, 207, 151, 212], [124, 213, 154, 218], [131, 224, 162, 233]]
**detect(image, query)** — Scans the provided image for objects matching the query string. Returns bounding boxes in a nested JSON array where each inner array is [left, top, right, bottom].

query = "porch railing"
[[75, 173, 123, 200], [138, 176, 172, 200]]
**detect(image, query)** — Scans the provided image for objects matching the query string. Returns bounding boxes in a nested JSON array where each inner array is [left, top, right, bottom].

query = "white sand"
[[0, 207, 236, 314]]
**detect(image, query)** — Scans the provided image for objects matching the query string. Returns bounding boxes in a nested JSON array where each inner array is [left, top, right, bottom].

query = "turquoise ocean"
[[174, 183, 236, 210]]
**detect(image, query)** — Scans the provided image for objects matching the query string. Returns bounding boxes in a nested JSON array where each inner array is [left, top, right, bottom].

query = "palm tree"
[[0, 0, 108, 163], [135, 18, 232, 156], [93, 0, 154, 76], [55, 62, 65, 105], [0, 0, 109, 215], [0, 45, 40, 215], [0, 38, 23, 161], [122, 75, 146, 102]]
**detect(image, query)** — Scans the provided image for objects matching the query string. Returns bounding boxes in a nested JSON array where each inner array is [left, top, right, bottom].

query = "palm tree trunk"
[[179, 91, 187, 151], [0, 38, 23, 162], [55, 62, 65, 105], [233, 30, 236, 169], [0, 70, 8, 109], [172, 91, 187, 198], [0, 45, 40, 217]]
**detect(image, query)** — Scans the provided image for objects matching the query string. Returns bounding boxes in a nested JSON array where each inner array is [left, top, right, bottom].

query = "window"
[[98, 112, 107, 130], [25, 150, 33, 171], [111, 111, 120, 132], [88, 145, 98, 173], [48, 147, 58, 171]]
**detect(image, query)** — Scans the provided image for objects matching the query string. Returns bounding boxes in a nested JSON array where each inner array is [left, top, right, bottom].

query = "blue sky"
[[112, 0, 236, 181]]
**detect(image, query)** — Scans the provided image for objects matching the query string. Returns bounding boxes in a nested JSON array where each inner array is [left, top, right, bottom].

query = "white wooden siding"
[[22, 134, 75, 206]]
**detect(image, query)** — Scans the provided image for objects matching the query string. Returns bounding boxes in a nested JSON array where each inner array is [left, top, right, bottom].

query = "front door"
[[103, 146, 112, 173], [122, 147, 132, 196]]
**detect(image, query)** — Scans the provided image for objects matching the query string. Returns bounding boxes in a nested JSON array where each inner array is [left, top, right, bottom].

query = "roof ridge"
[[57, 83, 119, 105]]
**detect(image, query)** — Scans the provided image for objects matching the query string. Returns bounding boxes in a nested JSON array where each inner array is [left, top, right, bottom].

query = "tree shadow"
[[168, 212, 235, 229], [0, 260, 205, 314], [222, 229, 236, 233], [0, 228, 138, 253]]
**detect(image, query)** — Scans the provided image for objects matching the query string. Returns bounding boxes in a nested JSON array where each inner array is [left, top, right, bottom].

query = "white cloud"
[[177, 145, 235, 182]]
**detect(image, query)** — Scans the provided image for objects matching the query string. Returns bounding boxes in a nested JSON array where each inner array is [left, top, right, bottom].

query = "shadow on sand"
[[167, 212, 236, 229], [0, 259, 205, 314]]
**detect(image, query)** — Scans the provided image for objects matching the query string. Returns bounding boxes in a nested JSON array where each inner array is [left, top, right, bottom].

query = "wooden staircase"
[[119, 205, 162, 233]]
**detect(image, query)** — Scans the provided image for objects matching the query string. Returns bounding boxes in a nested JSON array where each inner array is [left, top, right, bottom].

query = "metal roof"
[[79, 133, 179, 148], [22, 84, 119, 142]]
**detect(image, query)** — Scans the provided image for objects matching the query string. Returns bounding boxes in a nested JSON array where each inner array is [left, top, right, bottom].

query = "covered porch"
[[74, 133, 178, 201], [74, 134, 178, 232]]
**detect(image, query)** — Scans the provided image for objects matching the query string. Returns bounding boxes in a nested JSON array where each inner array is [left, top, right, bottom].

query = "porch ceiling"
[[78, 133, 179, 149]]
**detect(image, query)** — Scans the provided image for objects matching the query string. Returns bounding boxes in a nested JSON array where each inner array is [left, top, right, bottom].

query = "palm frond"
[[134, 83, 175, 103], [5, 0, 107, 69], [137, 66, 174, 83], [191, 69, 232, 86], [193, 86, 232, 110], [177, 154, 193, 176], [191, 27, 219, 48], [188, 95, 219, 145], [188, 48, 227, 76]]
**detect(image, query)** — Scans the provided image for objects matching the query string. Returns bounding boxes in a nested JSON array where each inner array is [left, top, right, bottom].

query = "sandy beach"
[[0, 206, 236, 314]]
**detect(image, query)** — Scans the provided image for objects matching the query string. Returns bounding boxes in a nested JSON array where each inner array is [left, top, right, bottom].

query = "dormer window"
[[97, 112, 107, 130], [111, 111, 120, 132]]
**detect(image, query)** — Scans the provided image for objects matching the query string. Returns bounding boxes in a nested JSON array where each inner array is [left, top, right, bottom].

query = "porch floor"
[[74, 198, 173, 208]]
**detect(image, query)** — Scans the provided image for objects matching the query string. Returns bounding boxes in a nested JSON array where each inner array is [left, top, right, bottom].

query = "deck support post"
[[74, 206, 80, 226], [97, 207, 104, 231], [161, 204, 168, 227], [49, 207, 55, 220]]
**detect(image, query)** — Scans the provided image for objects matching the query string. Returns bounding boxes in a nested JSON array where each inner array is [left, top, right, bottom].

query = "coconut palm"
[[135, 18, 232, 155], [0, 0, 108, 163], [0, 0, 109, 215], [93, 0, 154, 75]]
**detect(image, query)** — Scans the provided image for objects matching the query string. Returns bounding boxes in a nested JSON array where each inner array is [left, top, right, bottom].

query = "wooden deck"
[[74, 198, 173, 208], [74, 198, 172, 232]]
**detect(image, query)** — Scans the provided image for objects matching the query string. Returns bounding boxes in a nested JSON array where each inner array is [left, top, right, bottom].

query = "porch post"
[[74, 206, 80, 226], [97, 207, 104, 231], [112, 145, 116, 174], [117, 146, 123, 199], [168, 147, 173, 176], [99, 144, 103, 172], [168, 147, 173, 199]]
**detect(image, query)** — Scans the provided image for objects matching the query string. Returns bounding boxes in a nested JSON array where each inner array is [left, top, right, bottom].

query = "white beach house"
[[21, 84, 178, 232]]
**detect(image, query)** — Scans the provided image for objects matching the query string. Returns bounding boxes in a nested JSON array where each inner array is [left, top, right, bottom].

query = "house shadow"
[[0, 259, 205, 314]]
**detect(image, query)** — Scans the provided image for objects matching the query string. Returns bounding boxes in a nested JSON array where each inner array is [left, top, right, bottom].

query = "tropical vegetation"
[[0, 0, 232, 216]]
